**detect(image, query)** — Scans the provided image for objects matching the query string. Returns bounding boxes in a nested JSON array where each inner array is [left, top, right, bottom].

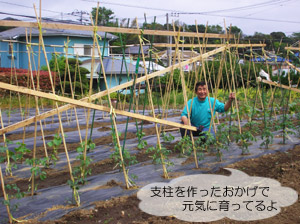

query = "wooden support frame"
[[285, 47, 300, 51], [0, 82, 198, 132], [0, 20, 233, 39], [0, 46, 225, 135], [286, 61, 300, 74], [257, 77, 300, 93], [153, 43, 266, 48]]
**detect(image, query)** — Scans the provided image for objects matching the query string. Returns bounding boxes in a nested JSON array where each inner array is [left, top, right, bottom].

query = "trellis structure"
[[4, 13, 295, 222]]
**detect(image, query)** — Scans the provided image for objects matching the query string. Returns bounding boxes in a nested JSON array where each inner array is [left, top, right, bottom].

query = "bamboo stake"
[[33, 5, 80, 206], [158, 33, 179, 135], [195, 22, 217, 136], [174, 23, 198, 168], [75, 54, 88, 118], [137, 20, 169, 178], [249, 46, 264, 111], [93, 13, 130, 188], [0, 109, 11, 176], [9, 45, 27, 143], [153, 43, 266, 48], [25, 31, 43, 195], [262, 47, 278, 120], [234, 34, 248, 106], [286, 61, 300, 88], [0, 81, 199, 130], [227, 47, 242, 134], [64, 40, 82, 143], [257, 78, 300, 93], [0, 163, 12, 223], [80, 7, 100, 185], [25, 29, 49, 166]]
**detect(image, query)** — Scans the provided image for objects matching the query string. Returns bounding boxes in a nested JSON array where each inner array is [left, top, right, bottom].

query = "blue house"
[[94, 57, 146, 92], [0, 27, 117, 69]]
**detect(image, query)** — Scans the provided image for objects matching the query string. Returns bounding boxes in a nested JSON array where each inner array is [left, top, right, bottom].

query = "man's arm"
[[181, 115, 189, 125], [224, 92, 235, 112]]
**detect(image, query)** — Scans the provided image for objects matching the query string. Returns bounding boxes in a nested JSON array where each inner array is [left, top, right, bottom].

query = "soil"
[[1, 140, 179, 198], [28, 144, 300, 224]]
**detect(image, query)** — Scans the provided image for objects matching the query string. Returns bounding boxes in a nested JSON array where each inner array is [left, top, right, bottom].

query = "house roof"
[[125, 45, 150, 54], [0, 27, 117, 40], [250, 56, 291, 63], [95, 57, 145, 76], [158, 50, 200, 60]]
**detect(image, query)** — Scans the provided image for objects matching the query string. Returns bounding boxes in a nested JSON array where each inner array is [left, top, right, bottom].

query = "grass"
[[0, 94, 63, 109]]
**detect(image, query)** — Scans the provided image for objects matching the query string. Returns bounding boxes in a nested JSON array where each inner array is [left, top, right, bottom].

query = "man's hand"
[[197, 125, 204, 132], [229, 92, 235, 101], [224, 92, 236, 112]]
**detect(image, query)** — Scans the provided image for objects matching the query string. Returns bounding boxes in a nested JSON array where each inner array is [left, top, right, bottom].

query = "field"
[[0, 18, 300, 224], [0, 100, 299, 223]]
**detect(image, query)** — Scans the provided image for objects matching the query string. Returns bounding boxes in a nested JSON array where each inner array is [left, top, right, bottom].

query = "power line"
[[0, 11, 82, 24], [81, 0, 292, 15], [0, 1, 60, 14], [181, 0, 292, 14], [185, 13, 300, 24], [82, 0, 299, 25]]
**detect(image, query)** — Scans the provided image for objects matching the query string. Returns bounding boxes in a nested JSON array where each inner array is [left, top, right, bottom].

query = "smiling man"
[[180, 81, 235, 138]]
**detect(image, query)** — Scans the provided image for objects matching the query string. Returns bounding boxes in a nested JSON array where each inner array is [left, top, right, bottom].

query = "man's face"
[[196, 85, 208, 101]]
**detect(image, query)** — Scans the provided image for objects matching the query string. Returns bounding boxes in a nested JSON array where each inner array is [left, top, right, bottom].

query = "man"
[[180, 81, 235, 137]]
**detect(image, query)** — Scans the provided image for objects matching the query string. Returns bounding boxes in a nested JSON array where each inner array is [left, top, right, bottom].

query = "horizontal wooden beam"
[[285, 47, 300, 51], [286, 61, 300, 74], [0, 82, 197, 132], [0, 46, 225, 135], [0, 20, 234, 39], [153, 43, 266, 48], [257, 77, 300, 93]]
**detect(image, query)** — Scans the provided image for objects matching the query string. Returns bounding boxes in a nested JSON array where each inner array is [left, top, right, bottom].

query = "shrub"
[[0, 68, 59, 95]]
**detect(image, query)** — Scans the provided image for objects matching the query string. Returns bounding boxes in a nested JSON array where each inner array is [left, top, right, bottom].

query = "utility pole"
[[69, 10, 89, 24]]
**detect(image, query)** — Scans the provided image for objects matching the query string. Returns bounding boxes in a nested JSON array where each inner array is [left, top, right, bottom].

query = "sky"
[[0, 0, 299, 36]]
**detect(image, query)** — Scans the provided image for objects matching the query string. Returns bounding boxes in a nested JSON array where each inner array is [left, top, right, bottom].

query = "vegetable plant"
[[136, 130, 147, 149], [146, 144, 174, 169], [174, 136, 193, 157], [110, 130, 138, 186], [161, 132, 175, 143], [0, 140, 30, 175], [47, 133, 63, 166], [234, 130, 256, 155], [73, 140, 96, 185], [260, 123, 274, 149]]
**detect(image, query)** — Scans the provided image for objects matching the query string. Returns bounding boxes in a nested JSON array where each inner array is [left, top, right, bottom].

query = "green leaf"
[[53, 138, 62, 146]]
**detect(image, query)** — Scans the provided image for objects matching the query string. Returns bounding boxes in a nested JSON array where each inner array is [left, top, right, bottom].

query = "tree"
[[270, 32, 286, 41], [42, 55, 90, 96], [91, 7, 115, 26], [290, 32, 300, 40], [207, 25, 224, 34], [187, 24, 206, 33], [228, 25, 242, 36]]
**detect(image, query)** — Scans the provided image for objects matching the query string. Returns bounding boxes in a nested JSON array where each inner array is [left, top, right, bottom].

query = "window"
[[83, 45, 91, 56], [73, 43, 100, 57]]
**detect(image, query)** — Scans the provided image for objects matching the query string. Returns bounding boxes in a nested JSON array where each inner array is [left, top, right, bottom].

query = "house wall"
[[99, 74, 145, 94], [0, 36, 109, 69], [0, 41, 21, 69]]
